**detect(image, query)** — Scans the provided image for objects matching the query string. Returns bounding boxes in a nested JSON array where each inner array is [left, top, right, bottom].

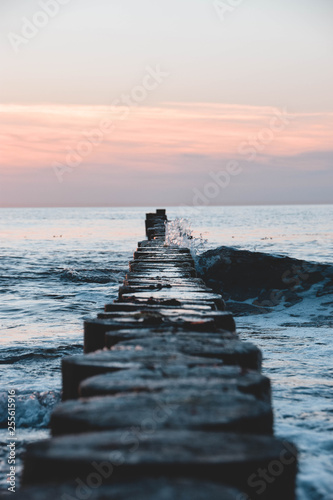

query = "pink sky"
[[1, 103, 332, 172], [0, 102, 332, 207]]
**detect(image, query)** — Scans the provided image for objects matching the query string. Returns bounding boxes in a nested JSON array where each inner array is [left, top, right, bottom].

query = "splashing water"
[[165, 218, 207, 257]]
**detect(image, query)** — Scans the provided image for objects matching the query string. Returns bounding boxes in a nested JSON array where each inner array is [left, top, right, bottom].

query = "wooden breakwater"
[[17, 209, 298, 500]]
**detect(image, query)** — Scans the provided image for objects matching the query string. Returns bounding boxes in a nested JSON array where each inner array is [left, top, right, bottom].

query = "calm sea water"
[[0, 205, 332, 499]]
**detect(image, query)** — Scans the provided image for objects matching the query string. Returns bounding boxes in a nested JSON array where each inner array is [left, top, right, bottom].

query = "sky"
[[0, 0, 332, 207]]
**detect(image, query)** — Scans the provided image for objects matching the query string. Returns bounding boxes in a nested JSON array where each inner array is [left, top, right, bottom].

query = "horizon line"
[[1, 202, 332, 209]]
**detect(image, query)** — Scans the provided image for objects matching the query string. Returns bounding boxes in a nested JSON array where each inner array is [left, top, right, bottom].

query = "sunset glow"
[[1, 102, 332, 206]]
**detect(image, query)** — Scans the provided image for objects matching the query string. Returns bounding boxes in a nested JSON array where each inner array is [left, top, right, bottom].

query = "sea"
[[0, 205, 332, 499]]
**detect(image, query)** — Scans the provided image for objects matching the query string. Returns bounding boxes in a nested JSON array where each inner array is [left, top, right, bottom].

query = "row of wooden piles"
[[17, 209, 298, 500]]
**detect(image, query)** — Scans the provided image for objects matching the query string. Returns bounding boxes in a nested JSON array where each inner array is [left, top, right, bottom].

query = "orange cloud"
[[0, 103, 332, 176]]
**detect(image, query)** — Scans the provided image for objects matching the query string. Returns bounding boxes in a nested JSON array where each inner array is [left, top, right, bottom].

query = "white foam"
[[0, 391, 60, 429]]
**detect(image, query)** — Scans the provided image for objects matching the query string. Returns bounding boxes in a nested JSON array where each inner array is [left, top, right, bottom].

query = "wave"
[[0, 266, 126, 286], [0, 344, 82, 365], [197, 246, 333, 316], [58, 267, 125, 284], [0, 390, 61, 428]]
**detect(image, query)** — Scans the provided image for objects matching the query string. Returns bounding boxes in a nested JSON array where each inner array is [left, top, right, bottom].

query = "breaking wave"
[[165, 218, 207, 256], [58, 267, 125, 284], [197, 246, 333, 317], [0, 390, 61, 428], [0, 345, 82, 365]]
